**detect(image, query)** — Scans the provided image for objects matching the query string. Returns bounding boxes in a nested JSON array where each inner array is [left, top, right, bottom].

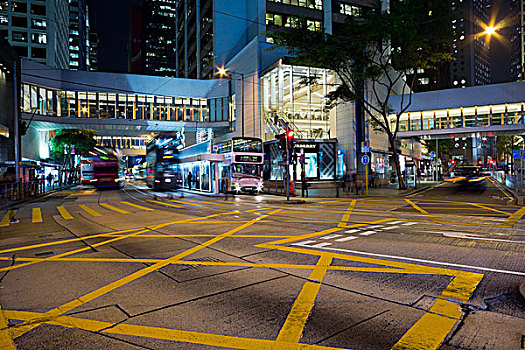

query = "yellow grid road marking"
[[0, 305, 15, 349], [501, 206, 525, 228], [147, 199, 181, 208], [488, 177, 513, 200], [276, 254, 332, 345], [57, 206, 73, 220], [167, 199, 206, 207], [404, 199, 439, 222], [468, 202, 511, 216], [0, 210, 15, 227], [9, 209, 283, 339], [79, 204, 102, 217], [120, 201, 154, 211], [338, 199, 357, 228], [99, 203, 129, 214], [32, 208, 43, 223]]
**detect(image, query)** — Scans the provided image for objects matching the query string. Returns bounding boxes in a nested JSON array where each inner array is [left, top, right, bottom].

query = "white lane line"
[[292, 240, 317, 246], [401, 222, 418, 226], [335, 236, 359, 242], [320, 234, 343, 240], [311, 242, 333, 248], [422, 230, 525, 244], [387, 221, 405, 225], [382, 226, 399, 230], [365, 225, 384, 229], [345, 229, 361, 234], [302, 246, 525, 276], [359, 230, 377, 236]]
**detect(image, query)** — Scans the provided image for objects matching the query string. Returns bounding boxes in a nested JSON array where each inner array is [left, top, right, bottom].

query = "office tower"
[[88, 30, 97, 71], [510, 0, 524, 80], [69, 0, 89, 70], [142, 0, 177, 76], [0, 0, 69, 69]]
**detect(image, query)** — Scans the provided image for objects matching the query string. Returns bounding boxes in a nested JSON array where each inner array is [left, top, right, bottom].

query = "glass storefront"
[[260, 64, 337, 141], [21, 83, 229, 123]]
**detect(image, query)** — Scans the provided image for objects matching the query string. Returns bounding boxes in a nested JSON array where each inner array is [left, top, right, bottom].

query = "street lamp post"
[[216, 67, 244, 137]]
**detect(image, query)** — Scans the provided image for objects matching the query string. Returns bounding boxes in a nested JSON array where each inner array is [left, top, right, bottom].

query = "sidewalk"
[[0, 183, 77, 211]]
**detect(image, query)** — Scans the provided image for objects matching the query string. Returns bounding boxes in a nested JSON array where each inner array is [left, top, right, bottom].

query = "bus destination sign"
[[235, 155, 262, 163]]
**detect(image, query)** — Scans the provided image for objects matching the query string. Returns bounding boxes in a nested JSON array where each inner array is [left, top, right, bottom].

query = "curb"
[[489, 177, 520, 205]]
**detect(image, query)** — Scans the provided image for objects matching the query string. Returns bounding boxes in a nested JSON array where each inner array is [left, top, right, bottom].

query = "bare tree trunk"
[[388, 136, 406, 190]]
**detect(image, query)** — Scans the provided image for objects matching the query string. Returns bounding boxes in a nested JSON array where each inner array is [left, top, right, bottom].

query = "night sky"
[[87, 0, 139, 73]]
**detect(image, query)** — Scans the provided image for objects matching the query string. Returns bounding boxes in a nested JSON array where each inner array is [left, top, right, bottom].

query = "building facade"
[[68, 0, 90, 71], [142, 0, 177, 76], [0, 0, 69, 69], [510, 0, 524, 81]]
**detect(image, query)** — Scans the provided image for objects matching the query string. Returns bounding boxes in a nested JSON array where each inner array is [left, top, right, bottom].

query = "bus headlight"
[[257, 182, 263, 192], [234, 183, 241, 192], [165, 178, 172, 183]]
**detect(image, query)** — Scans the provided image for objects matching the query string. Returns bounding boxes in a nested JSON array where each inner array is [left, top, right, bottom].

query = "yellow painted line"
[[391, 312, 458, 350], [79, 204, 102, 217], [468, 203, 511, 216], [0, 210, 15, 227], [404, 199, 439, 222], [488, 177, 513, 200], [501, 206, 525, 228], [337, 199, 357, 228], [120, 201, 154, 211], [276, 255, 332, 345], [10, 209, 283, 339], [57, 206, 73, 220], [4, 310, 344, 350], [147, 199, 181, 208], [0, 305, 15, 349], [99, 203, 129, 214], [31, 208, 43, 223], [183, 199, 229, 206], [167, 199, 206, 207]]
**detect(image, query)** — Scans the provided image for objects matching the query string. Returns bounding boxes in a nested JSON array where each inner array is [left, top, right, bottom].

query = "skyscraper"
[[510, 0, 524, 80], [142, 0, 177, 76], [68, 0, 89, 70], [0, 0, 69, 69]]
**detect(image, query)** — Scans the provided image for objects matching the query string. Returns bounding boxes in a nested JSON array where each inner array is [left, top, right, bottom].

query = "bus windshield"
[[232, 138, 262, 153], [233, 163, 262, 176]]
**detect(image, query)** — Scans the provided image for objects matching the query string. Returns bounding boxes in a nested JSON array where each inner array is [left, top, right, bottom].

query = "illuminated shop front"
[[260, 61, 337, 141]]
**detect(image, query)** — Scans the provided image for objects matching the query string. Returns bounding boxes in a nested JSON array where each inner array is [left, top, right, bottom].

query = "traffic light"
[[291, 153, 297, 165], [286, 129, 295, 152]]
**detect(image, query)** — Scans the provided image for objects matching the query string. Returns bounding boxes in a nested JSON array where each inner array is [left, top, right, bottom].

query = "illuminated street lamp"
[[483, 26, 498, 36], [216, 66, 245, 137]]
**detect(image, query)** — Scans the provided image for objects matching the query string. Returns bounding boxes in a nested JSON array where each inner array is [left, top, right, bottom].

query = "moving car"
[[444, 166, 487, 190]]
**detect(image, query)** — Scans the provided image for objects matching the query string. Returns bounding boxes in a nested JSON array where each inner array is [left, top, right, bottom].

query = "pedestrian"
[[187, 171, 192, 190], [46, 173, 52, 188], [416, 167, 422, 185], [356, 173, 364, 195], [301, 170, 308, 198], [343, 171, 349, 192]]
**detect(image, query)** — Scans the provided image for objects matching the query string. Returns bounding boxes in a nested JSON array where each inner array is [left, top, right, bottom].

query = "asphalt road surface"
[[0, 179, 523, 350]]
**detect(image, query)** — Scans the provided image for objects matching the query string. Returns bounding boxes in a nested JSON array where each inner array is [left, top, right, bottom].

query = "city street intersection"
[[0, 181, 523, 349]]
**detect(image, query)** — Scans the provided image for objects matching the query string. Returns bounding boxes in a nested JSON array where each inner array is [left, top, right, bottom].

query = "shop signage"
[[297, 143, 318, 151]]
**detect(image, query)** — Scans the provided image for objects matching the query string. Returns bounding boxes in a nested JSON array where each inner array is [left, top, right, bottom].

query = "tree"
[[267, 0, 454, 189], [50, 129, 97, 183]]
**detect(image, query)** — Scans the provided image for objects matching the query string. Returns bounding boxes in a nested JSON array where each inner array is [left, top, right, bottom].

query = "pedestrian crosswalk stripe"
[[359, 230, 377, 236], [320, 234, 343, 240], [366, 225, 384, 229], [146, 200, 181, 208], [401, 222, 417, 226], [79, 205, 102, 217], [335, 236, 358, 242], [311, 242, 332, 248], [57, 206, 73, 220], [167, 199, 206, 207], [0, 210, 15, 227], [344, 229, 361, 234], [388, 221, 404, 225], [99, 203, 129, 214], [32, 208, 43, 223], [120, 201, 154, 211], [382, 226, 399, 230]]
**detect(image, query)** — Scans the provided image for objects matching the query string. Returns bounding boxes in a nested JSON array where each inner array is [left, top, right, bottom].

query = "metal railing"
[[0, 179, 47, 201]]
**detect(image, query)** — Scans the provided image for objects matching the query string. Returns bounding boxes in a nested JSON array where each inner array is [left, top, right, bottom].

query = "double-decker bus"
[[216, 137, 264, 193], [146, 136, 183, 190], [88, 147, 125, 188]]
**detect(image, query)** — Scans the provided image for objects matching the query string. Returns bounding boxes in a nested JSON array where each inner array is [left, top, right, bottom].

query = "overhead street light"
[[215, 66, 245, 137]]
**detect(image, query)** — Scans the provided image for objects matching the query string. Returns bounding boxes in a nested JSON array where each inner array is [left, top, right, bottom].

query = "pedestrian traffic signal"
[[276, 133, 286, 150], [291, 153, 297, 165]]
